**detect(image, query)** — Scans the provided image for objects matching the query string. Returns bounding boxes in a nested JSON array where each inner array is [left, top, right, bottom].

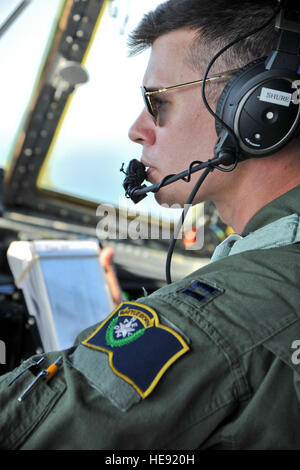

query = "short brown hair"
[[128, 0, 279, 79]]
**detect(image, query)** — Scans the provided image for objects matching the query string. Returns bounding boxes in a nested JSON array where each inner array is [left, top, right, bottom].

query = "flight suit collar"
[[210, 184, 300, 263], [242, 184, 300, 237]]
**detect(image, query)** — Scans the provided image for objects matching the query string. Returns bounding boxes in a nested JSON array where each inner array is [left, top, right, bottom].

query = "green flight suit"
[[1, 185, 300, 450]]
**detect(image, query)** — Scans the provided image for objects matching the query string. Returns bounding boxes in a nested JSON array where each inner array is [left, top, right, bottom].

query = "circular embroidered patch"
[[105, 315, 146, 347]]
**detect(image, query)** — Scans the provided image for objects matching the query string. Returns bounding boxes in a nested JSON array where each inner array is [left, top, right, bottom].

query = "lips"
[[141, 157, 151, 168], [141, 158, 156, 181]]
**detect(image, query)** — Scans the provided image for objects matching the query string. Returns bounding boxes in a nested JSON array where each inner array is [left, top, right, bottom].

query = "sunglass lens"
[[141, 87, 158, 124]]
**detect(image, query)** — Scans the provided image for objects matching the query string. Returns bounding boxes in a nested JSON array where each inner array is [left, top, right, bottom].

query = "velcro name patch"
[[82, 301, 189, 398]]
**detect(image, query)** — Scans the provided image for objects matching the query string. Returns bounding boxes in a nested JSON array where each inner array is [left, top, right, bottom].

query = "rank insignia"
[[82, 301, 189, 398], [180, 280, 221, 304]]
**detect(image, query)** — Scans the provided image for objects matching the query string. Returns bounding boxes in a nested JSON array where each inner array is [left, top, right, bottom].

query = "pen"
[[17, 355, 63, 402]]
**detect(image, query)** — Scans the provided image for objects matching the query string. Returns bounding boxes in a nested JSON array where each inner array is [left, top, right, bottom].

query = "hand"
[[100, 247, 123, 308]]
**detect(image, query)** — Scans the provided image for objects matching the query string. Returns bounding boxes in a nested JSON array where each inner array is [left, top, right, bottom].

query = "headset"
[[122, 0, 300, 284], [214, 0, 300, 162]]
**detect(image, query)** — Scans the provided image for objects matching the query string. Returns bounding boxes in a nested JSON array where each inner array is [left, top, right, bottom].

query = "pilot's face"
[[128, 28, 228, 207]]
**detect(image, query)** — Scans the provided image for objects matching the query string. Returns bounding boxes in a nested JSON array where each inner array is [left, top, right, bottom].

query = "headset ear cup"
[[215, 57, 267, 136]]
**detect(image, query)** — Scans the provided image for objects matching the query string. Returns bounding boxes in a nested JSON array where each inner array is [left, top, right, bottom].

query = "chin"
[[155, 189, 185, 208]]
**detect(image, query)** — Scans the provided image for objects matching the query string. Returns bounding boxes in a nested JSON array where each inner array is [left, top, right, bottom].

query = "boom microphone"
[[121, 148, 236, 204], [121, 150, 237, 285], [122, 159, 147, 203]]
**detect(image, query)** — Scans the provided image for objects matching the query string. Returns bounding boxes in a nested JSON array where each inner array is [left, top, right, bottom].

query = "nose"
[[128, 109, 156, 146]]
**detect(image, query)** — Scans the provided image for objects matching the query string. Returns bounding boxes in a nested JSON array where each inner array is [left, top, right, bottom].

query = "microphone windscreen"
[[126, 159, 147, 185], [122, 159, 147, 204]]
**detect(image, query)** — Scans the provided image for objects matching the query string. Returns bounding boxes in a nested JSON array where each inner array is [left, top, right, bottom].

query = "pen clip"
[[7, 357, 45, 387]]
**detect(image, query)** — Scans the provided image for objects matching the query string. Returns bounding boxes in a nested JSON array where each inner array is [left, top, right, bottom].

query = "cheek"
[[154, 98, 218, 173], [182, 95, 217, 135], [193, 102, 217, 134], [173, 110, 217, 160]]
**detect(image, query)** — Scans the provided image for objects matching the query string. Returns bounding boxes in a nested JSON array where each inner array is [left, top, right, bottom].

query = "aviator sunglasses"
[[141, 69, 239, 125]]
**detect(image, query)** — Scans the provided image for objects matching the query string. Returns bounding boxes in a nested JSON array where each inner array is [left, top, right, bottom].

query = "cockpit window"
[[0, 0, 63, 170]]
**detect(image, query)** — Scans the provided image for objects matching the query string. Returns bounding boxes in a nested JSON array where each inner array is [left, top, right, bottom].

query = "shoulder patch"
[[82, 302, 189, 399]]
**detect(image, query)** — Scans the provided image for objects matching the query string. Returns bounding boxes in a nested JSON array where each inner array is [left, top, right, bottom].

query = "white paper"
[[7, 239, 113, 352]]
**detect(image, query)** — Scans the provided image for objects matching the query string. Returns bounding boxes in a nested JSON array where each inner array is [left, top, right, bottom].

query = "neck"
[[214, 145, 300, 234]]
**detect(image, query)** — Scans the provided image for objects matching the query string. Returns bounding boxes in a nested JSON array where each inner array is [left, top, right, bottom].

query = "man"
[[1, 0, 300, 450]]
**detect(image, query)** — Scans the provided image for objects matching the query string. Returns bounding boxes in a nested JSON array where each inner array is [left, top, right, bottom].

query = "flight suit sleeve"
[[0, 291, 249, 450]]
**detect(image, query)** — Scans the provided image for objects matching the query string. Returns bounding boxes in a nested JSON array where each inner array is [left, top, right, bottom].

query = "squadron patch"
[[82, 301, 189, 398]]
